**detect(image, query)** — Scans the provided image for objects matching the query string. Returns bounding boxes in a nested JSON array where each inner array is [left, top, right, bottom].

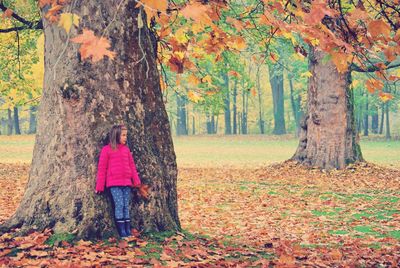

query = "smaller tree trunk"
[[289, 76, 303, 137], [215, 115, 219, 134], [256, 67, 265, 134], [1, 118, 6, 135], [7, 108, 13, 135], [192, 115, 195, 135], [233, 80, 238, 135], [363, 94, 369, 136], [379, 103, 384, 134], [269, 63, 286, 135], [238, 112, 241, 134], [28, 106, 38, 134], [371, 106, 379, 134], [385, 102, 391, 140], [176, 94, 188, 136], [241, 78, 248, 135], [224, 73, 232, 135], [13, 107, 21, 135], [206, 114, 217, 134]]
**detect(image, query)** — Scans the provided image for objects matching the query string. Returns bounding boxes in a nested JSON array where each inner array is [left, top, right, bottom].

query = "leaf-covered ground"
[[1, 160, 399, 267]]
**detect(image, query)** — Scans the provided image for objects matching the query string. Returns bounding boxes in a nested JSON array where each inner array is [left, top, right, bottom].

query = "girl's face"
[[120, 130, 127, 144]]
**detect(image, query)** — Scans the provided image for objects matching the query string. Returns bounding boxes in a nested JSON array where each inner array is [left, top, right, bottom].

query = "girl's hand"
[[95, 190, 102, 194]]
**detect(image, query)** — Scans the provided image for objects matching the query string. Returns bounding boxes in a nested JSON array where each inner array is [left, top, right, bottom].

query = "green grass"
[[0, 134, 399, 167], [173, 135, 400, 167], [45, 232, 76, 246], [0, 135, 35, 163]]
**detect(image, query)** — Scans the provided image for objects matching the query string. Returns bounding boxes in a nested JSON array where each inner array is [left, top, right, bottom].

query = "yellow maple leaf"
[[191, 23, 205, 35], [175, 28, 189, 44], [310, 38, 319, 46], [379, 92, 393, 102], [58, 13, 80, 33], [187, 90, 203, 103], [282, 31, 298, 45], [188, 74, 200, 86], [301, 71, 313, 78], [202, 75, 212, 84], [351, 79, 359, 88], [173, 51, 185, 60], [227, 36, 246, 51]]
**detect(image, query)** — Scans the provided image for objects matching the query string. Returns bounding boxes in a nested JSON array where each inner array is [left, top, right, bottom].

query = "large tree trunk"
[[269, 63, 286, 135], [28, 106, 38, 134], [292, 48, 363, 170], [0, 2, 180, 240], [176, 93, 188, 135], [223, 72, 232, 135], [13, 106, 21, 135], [7, 108, 13, 135]]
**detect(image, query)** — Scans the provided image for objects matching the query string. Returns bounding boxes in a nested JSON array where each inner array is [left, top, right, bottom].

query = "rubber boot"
[[116, 219, 127, 238], [124, 219, 131, 237]]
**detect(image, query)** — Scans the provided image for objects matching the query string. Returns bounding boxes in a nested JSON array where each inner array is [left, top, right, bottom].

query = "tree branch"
[[351, 61, 400, 73], [0, 2, 43, 33]]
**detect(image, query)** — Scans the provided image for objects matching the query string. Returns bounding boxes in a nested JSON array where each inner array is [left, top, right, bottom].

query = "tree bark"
[[28, 106, 38, 134], [292, 48, 363, 170], [0, 2, 180, 240], [7, 108, 13, 135], [13, 106, 21, 135], [269, 63, 286, 135]]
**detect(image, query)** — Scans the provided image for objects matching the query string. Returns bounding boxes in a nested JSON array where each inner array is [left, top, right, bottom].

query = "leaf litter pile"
[[1, 161, 399, 267]]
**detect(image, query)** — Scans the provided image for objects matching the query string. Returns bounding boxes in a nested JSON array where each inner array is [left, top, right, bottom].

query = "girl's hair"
[[109, 124, 127, 150]]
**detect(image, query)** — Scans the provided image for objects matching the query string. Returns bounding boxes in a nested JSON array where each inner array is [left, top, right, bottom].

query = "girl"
[[95, 124, 141, 238]]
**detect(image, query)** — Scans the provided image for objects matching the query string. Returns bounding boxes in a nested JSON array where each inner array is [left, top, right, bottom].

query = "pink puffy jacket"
[[95, 144, 141, 192]]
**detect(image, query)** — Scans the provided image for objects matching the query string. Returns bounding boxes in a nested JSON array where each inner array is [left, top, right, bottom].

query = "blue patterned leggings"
[[110, 186, 131, 220]]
